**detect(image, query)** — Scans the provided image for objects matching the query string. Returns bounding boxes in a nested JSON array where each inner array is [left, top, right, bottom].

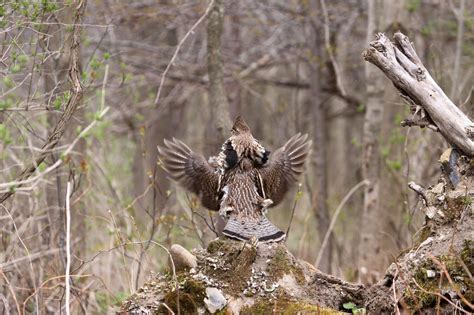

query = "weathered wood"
[[363, 32, 474, 157]]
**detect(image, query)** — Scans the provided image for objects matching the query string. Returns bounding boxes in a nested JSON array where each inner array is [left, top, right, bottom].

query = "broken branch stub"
[[363, 32, 474, 157]]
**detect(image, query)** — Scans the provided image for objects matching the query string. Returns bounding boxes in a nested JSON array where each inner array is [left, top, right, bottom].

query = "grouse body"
[[157, 116, 311, 242]]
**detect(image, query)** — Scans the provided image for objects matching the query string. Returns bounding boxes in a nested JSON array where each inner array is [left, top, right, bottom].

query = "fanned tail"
[[222, 215, 285, 243]]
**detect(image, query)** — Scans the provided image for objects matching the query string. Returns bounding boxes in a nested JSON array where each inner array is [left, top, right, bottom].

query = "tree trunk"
[[308, 0, 333, 274], [206, 0, 232, 238], [359, 0, 386, 283], [207, 0, 232, 147]]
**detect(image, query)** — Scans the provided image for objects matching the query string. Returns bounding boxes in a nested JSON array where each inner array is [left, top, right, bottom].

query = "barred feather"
[[259, 133, 312, 206], [157, 138, 220, 211], [220, 158, 285, 242]]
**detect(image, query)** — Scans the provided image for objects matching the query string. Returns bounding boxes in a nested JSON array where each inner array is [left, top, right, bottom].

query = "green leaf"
[[53, 98, 62, 110], [11, 63, 21, 73], [343, 302, 357, 310]]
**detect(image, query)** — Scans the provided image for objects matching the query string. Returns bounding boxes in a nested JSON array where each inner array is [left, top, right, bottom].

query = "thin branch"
[[412, 279, 470, 314], [286, 183, 302, 238], [0, 271, 20, 315], [0, 247, 63, 270], [65, 181, 72, 315], [0, 107, 110, 192], [154, 0, 215, 106], [429, 254, 474, 309], [0, 203, 39, 311], [315, 180, 369, 267]]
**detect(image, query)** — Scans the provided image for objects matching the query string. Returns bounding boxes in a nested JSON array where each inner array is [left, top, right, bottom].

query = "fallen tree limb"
[[363, 32, 474, 157]]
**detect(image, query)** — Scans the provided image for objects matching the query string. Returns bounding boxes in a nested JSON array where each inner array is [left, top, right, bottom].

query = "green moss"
[[205, 239, 257, 292], [460, 240, 474, 304], [444, 195, 469, 222], [267, 245, 305, 284], [183, 278, 206, 301], [405, 262, 438, 309], [207, 237, 228, 254], [405, 241, 474, 311], [460, 240, 473, 272], [240, 295, 342, 315], [160, 291, 198, 314], [413, 225, 433, 248]]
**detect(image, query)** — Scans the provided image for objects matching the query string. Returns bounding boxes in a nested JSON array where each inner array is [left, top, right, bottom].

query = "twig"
[[192, 209, 218, 237], [392, 271, 401, 315], [154, 0, 215, 106], [429, 254, 474, 309], [0, 107, 110, 192], [408, 181, 428, 205], [108, 209, 133, 294], [0, 271, 21, 315], [412, 278, 470, 314], [65, 181, 72, 315], [286, 183, 302, 238], [0, 247, 63, 270], [315, 180, 369, 268], [0, 203, 39, 312], [22, 274, 106, 314]]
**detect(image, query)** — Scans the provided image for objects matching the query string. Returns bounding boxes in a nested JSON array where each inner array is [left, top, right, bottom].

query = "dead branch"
[[408, 181, 428, 204], [363, 32, 474, 157]]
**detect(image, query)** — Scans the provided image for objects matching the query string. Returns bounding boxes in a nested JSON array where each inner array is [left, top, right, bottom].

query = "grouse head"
[[226, 116, 270, 168], [231, 116, 252, 136]]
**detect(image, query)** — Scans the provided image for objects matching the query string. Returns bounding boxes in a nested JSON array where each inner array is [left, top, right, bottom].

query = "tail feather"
[[222, 215, 285, 243]]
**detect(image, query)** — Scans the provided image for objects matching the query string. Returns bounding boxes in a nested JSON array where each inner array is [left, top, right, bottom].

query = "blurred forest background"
[[0, 0, 473, 313]]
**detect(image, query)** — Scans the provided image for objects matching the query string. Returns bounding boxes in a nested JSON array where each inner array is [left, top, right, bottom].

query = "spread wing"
[[259, 133, 312, 207], [158, 138, 220, 211]]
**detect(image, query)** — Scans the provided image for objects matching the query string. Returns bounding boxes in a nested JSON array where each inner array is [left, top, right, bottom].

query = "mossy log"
[[119, 155, 472, 314]]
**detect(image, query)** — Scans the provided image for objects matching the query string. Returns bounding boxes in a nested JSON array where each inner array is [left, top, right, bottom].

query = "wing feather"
[[259, 133, 312, 206], [158, 138, 220, 210]]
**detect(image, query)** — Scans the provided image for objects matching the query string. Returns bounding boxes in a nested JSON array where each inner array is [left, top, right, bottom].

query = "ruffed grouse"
[[157, 116, 311, 242]]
